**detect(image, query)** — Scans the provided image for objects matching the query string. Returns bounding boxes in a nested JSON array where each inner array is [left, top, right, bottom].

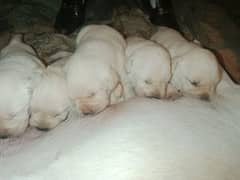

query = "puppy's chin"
[[0, 117, 28, 138], [79, 103, 108, 116], [76, 98, 110, 116], [133, 85, 167, 99], [183, 91, 212, 101], [134, 90, 157, 99], [30, 112, 68, 130], [30, 118, 59, 131]]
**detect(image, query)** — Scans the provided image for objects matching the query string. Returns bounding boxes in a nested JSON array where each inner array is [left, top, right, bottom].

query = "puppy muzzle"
[[80, 104, 98, 115], [199, 93, 210, 101], [146, 93, 161, 99], [0, 128, 9, 139]]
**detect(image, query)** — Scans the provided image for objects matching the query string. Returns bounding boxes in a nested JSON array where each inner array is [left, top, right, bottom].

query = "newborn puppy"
[[30, 55, 72, 131], [65, 25, 126, 115], [126, 36, 171, 99], [0, 34, 44, 138], [151, 26, 222, 100]]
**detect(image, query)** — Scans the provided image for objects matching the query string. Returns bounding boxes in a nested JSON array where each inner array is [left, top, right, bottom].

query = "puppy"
[[126, 36, 171, 99], [151, 26, 222, 100], [65, 25, 126, 115], [0, 34, 44, 138], [30, 55, 72, 131]]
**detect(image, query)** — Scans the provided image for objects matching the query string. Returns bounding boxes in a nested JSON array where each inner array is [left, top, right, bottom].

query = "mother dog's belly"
[[7, 95, 240, 180]]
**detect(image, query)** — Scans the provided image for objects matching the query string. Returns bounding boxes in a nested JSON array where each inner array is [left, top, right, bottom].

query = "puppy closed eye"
[[87, 92, 96, 98], [191, 81, 200, 87], [144, 79, 153, 85], [188, 80, 200, 87]]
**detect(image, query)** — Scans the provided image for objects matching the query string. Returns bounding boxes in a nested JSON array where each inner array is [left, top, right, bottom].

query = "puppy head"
[[127, 45, 171, 99], [171, 48, 222, 100], [30, 111, 69, 131], [1, 34, 36, 57], [66, 62, 123, 115], [0, 110, 29, 138], [0, 76, 30, 138], [30, 67, 71, 130]]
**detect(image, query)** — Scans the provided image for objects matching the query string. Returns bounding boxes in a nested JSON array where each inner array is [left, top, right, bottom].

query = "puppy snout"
[[82, 112, 93, 116], [147, 92, 161, 99], [0, 129, 9, 139], [0, 135, 9, 139], [81, 105, 95, 115], [199, 93, 210, 101], [148, 95, 160, 99]]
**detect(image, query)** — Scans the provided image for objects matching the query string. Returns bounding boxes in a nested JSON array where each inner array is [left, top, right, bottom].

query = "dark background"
[[0, 0, 239, 33]]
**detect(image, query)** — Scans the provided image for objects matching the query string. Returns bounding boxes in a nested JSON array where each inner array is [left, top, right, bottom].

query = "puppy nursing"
[[0, 26, 224, 137], [0, 35, 44, 138], [151, 26, 222, 100], [65, 25, 126, 115], [126, 37, 171, 99], [30, 58, 72, 131]]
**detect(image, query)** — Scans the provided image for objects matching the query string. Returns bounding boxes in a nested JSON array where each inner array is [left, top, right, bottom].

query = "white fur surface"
[[151, 27, 222, 100], [30, 58, 72, 130], [126, 36, 171, 98], [0, 35, 44, 137], [65, 25, 127, 114], [0, 72, 239, 180]]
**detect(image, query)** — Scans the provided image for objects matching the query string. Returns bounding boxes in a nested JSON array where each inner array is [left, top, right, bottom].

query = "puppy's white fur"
[[30, 55, 72, 130], [65, 25, 126, 115], [151, 26, 222, 100], [0, 35, 44, 137], [126, 37, 171, 99]]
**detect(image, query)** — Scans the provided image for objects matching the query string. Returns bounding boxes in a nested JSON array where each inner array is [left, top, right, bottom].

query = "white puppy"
[[0, 34, 44, 138], [30, 55, 72, 131], [126, 36, 171, 99], [151, 26, 222, 100], [65, 25, 126, 115]]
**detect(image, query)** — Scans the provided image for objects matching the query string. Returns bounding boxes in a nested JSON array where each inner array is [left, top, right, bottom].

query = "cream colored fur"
[[0, 34, 44, 137], [126, 36, 171, 99], [65, 25, 127, 115], [30, 55, 72, 130], [151, 26, 222, 100]]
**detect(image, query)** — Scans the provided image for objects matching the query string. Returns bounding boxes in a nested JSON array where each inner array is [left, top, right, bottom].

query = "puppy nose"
[[199, 93, 210, 101], [81, 105, 95, 115], [82, 112, 93, 116], [36, 127, 50, 132], [0, 134, 9, 139], [0, 128, 9, 139], [147, 92, 161, 99]]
